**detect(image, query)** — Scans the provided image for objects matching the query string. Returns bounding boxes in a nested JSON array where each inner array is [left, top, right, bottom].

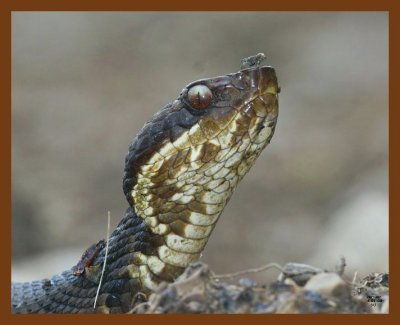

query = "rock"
[[278, 263, 324, 286], [309, 190, 388, 274], [304, 272, 349, 298]]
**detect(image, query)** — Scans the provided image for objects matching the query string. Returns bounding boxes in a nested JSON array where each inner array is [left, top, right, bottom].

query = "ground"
[[130, 262, 388, 314]]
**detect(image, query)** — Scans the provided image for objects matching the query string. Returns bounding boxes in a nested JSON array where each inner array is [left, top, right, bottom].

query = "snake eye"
[[187, 85, 213, 109]]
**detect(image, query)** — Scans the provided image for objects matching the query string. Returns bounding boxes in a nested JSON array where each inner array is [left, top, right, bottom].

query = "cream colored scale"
[[131, 98, 275, 292]]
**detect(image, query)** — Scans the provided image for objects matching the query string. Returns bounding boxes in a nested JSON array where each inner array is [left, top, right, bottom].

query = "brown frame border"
[[1, 0, 397, 324]]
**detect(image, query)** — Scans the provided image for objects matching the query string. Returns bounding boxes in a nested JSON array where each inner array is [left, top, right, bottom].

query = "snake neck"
[[12, 207, 187, 313], [93, 207, 189, 293]]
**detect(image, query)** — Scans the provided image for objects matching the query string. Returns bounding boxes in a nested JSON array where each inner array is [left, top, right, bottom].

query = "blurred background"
[[12, 12, 388, 284]]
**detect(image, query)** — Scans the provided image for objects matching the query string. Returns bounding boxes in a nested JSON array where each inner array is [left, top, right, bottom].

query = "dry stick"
[[93, 211, 111, 309], [352, 271, 358, 285], [212, 262, 283, 280]]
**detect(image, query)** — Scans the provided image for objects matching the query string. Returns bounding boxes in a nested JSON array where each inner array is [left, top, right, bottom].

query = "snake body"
[[12, 55, 279, 313]]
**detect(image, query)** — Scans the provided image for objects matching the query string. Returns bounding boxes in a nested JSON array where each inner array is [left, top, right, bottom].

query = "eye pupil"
[[188, 85, 212, 109]]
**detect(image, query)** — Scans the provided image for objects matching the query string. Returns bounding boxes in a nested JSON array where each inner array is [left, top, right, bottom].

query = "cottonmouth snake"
[[12, 54, 279, 313]]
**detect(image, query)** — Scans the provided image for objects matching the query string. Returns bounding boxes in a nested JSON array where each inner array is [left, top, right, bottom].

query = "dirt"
[[129, 262, 388, 314]]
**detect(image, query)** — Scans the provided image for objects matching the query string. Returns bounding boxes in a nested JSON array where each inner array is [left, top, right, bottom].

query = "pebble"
[[304, 272, 348, 298]]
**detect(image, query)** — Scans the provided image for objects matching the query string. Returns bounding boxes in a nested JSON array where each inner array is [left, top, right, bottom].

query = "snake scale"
[[12, 54, 279, 313]]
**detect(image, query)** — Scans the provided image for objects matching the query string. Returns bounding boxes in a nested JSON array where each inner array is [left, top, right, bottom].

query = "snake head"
[[179, 65, 279, 142], [123, 64, 279, 221]]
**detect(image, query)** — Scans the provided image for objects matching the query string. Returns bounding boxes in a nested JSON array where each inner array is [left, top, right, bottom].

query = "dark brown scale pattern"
[[12, 208, 160, 313]]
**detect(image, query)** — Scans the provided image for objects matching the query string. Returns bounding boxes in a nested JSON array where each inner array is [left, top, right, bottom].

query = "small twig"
[[93, 211, 111, 309], [352, 271, 358, 285], [212, 262, 283, 280]]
